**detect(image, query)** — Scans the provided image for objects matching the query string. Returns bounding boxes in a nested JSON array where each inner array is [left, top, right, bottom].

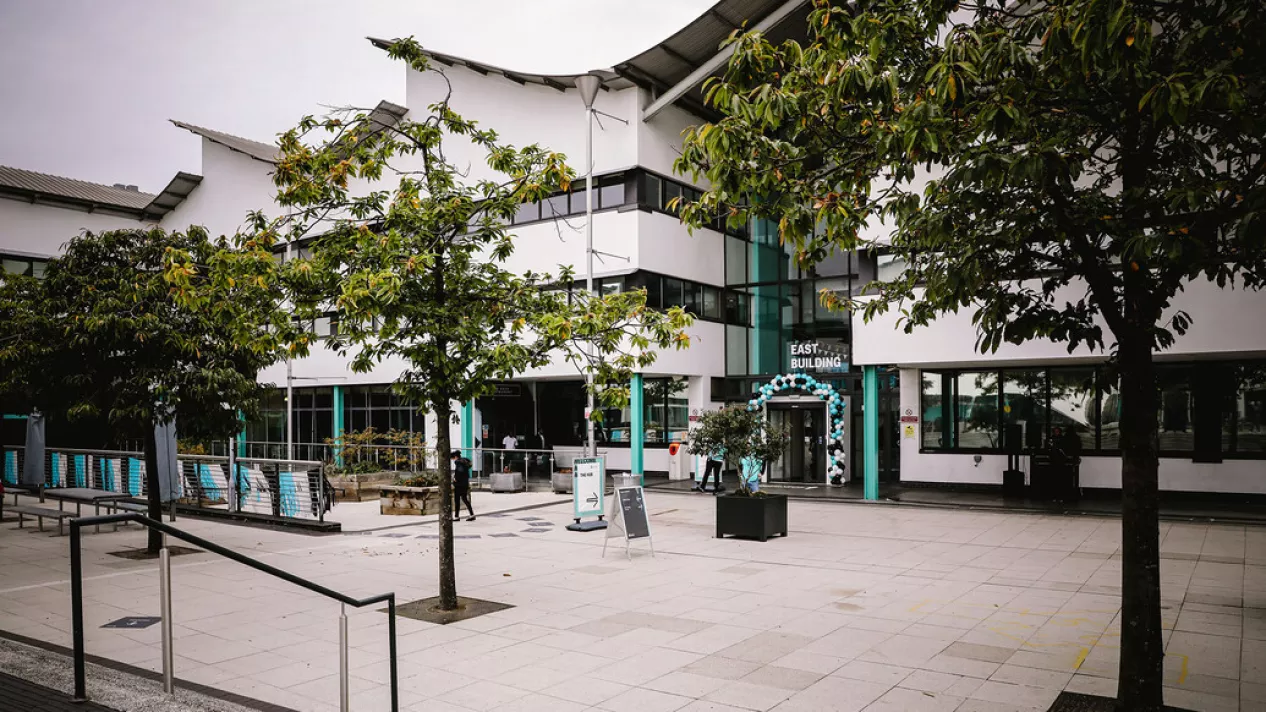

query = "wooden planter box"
[[379, 484, 442, 515], [716, 493, 788, 542], [329, 472, 400, 502], [551, 470, 573, 494]]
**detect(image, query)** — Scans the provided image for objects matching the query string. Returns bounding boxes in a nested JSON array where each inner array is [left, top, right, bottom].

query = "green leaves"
[[4, 227, 293, 441], [209, 38, 697, 423], [686, 406, 788, 490], [676, 0, 1266, 363]]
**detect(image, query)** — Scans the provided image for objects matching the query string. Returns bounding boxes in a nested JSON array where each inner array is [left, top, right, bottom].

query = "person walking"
[[450, 450, 475, 521], [695, 447, 724, 494]]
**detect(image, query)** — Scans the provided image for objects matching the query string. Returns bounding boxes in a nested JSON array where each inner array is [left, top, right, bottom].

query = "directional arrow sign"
[[573, 457, 605, 519]]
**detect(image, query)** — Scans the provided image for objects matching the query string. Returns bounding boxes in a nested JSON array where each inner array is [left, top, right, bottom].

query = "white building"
[[4, 0, 1262, 498]]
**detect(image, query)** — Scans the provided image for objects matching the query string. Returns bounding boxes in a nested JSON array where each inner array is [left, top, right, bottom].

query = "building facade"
[[4, 0, 1262, 496]]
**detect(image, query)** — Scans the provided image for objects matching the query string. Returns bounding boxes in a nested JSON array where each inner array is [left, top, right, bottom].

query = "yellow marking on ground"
[[1176, 654, 1189, 685], [1073, 647, 1089, 670]]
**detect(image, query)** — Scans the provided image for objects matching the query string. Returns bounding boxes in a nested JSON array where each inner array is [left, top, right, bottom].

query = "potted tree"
[[687, 406, 789, 541]]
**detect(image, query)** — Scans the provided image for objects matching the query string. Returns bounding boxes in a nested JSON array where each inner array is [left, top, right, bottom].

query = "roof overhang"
[[141, 172, 203, 221], [367, 0, 814, 122]]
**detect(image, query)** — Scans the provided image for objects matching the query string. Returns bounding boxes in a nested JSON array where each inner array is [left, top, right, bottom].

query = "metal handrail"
[[69, 512, 398, 712]]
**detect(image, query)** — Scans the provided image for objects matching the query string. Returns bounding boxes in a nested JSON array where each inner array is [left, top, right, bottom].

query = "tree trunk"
[[144, 422, 163, 554], [1116, 336, 1164, 711], [432, 401, 458, 610]]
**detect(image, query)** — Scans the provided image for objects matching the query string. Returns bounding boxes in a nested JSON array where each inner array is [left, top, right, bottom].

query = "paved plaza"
[[1, 491, 1263, 712]]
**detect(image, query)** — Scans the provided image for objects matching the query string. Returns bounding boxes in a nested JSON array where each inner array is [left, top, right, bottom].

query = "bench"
[[102, 500, 149, 531], [8, 505, 73, 536]]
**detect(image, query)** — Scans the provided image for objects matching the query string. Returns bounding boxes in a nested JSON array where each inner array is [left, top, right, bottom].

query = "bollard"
[[159, 540, 175, 695], [339, 603, 350, 712]]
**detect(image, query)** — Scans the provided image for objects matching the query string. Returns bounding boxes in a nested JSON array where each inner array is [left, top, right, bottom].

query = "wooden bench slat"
[[8, 506, 71, 518]]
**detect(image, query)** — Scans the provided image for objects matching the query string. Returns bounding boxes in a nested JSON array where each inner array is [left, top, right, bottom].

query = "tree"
[[686, 406, 788, 495], [674, 1, 1265, 708], [0, 271, 50, 486], [40, 227, 297, 552], [225, 39, 692, 612]]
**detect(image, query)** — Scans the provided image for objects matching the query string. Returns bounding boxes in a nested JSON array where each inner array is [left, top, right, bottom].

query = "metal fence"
[[233, 441, 608, 490], [3, 445, 330, 522]]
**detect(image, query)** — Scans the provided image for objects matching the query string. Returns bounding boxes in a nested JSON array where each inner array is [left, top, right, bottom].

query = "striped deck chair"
[[100, 457, 119, 492], [50, 453, 66, 487], [127, 458, 144, 496], [3, 451, 17, 485], [277, 468, 303, 518], [239, 466, 272, 515], [72, 454, 88, 487]]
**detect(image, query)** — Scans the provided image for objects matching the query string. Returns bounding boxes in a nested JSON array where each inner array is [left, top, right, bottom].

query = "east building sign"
[[789, 340, 849, 374]]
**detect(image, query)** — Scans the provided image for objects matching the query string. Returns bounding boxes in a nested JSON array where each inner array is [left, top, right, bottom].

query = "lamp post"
[[575, 73, 602, 459]]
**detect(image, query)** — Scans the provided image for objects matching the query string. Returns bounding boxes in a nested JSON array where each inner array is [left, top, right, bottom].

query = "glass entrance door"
[[768, 403, 826, 483]]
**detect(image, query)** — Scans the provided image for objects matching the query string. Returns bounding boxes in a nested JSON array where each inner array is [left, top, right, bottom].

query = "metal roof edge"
[[170, 119, 280, 165]]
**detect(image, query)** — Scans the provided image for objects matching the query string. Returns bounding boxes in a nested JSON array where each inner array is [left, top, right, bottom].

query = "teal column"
[[630, 374, 645, 484], [331, 385, 345, 467], [461, 400, 475, 458], [236, 412, 247, 458], [862, 365, 879, 501]]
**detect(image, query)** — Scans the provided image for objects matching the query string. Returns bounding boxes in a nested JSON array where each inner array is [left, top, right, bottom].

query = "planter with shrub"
[[687, 406, 790, 542], [379, 471, 443, 515], [715, 492, 788, 541]]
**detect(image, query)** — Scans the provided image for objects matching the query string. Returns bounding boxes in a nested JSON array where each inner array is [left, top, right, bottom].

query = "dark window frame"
[[917, 362, 1266, 460]]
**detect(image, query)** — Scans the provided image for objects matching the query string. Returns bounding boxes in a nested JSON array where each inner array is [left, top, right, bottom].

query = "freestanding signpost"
[[603, 482, 653, 559], [566, 457, 608, 532]]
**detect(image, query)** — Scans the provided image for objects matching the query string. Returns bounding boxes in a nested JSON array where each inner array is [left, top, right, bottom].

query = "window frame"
[[916, 362, 1266, 460]]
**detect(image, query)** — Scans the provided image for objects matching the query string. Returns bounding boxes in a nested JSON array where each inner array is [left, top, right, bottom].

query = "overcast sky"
[[0, 0, 713, 193]]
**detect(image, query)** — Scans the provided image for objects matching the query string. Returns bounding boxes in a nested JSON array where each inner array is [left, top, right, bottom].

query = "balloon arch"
[[746, 373, 848, 481]]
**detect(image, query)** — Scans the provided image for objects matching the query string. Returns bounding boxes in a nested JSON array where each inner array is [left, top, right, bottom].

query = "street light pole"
[[575, 74, 602, 460], [285, 240, 294, 462]]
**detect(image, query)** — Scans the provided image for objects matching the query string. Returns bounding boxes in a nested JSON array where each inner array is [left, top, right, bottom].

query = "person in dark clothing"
[[450, 450, 475, 521], [694, 448, 724, 494]]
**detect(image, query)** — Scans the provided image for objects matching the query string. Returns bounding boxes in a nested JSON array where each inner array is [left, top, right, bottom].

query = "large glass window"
[[625, 272, 662, 310], [814, 278, 849, 323], [921, 372, 952, 449], [512, 200, 539, 224], [544, 193, 568, 220], [702, 286, 722, 320], [568, 187, 587, 215], [343, 386, 424, 437], [663, 278, 684, 309], [726, 236, 747, 285], [598, 175, 626, 209], [1158, 365, 1194, 453], [0, 255, 50, 279], [662, 181, 682, 214], [1003, 370, 1047, 450], [726, 325, 748, 376], [641, 173, 662, 208], [597, 378, 689, 447], [956, 372, 1000, 449], [1049, 368, 1097, 451], [919, 361, 1266, 459], [1225, 364, 1266, 454]]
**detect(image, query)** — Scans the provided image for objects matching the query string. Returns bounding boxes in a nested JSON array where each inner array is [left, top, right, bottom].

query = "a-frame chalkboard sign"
[[602, 484, 654, 559]]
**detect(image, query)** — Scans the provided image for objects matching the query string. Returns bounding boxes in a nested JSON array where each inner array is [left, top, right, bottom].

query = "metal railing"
[[240, 441, 609, 489], [69, 512, 398, 711], [2, 445, 331, 523], [2, 445, 23, 486]]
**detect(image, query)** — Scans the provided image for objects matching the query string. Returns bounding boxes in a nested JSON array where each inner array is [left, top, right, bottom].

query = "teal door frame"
[[630, 374, 645, 484], [461, 400, 475, 459], [331, 385, 345, 466], [862, 366, 879, 500]]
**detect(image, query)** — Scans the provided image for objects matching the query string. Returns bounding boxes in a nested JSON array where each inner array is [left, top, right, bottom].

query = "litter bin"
[[1030, 453, 1080, 501]]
